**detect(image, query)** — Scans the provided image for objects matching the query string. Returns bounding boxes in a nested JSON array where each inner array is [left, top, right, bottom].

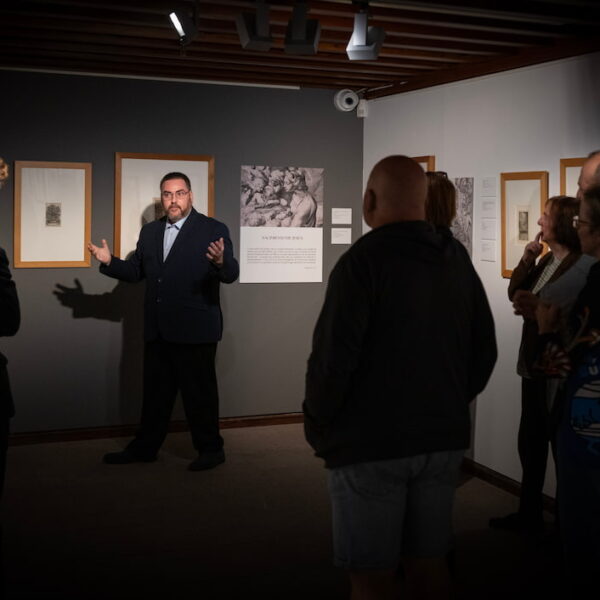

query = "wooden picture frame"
[[412, 155, 436, 171], [501, 171, 548, 278], [14, 161, 92, 268], [114, 152, 215, 258], [560, 157, 585, 196]]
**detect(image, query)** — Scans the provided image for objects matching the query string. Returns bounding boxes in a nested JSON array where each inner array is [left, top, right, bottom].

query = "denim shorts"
[[328, 450, 464, 569]]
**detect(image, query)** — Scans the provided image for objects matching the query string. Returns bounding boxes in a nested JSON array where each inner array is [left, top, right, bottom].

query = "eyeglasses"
[[426, 171, 448, 178], [161, 189, 190, 200], [572, 215, 592, 229]]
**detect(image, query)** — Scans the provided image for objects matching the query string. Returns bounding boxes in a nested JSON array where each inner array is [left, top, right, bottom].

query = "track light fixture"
[[284, 1, 321, 55], [168, 5, 198, 47], [346, 1, 385, 61], [236, 0, 273, 52]]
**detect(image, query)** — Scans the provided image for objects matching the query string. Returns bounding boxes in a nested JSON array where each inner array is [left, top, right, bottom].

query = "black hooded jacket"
[[303, 221, 497, 468]]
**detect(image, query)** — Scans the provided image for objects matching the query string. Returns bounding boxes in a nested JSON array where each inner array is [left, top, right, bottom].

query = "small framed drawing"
[[500, 171, 548, 278], [412, 156, 436, 171], [560, 157, 585, 197], [115, 152, 214, 258], [14, 161, 92, 268]]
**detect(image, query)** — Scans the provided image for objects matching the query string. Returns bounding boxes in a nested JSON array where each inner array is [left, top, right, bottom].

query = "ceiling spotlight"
[[285, 1, 321, 55], [346, 3, 385, 61], [169, 8, 198, 46], [236, 0, 273, 52]]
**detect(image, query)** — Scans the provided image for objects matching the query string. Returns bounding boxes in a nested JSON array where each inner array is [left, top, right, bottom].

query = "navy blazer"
[[101, 208, 239, 344]]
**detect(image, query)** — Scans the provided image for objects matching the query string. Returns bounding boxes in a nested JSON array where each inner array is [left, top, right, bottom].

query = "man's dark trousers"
[[128, 339, 223, 458]]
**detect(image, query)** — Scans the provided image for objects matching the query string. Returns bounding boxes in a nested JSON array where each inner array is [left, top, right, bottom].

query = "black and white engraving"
[[452, 177, 473, 255], [518, 210, 529, 241], [241, 165, 323, 228], [45, 202, 62, 227]]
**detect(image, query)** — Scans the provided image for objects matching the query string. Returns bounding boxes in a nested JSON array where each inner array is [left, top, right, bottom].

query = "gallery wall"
[[0, 70, 364, 433], [363, 51, 600, 493]]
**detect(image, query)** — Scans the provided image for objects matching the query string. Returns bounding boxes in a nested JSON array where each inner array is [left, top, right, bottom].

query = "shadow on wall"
[[53, 259, 145, 426]]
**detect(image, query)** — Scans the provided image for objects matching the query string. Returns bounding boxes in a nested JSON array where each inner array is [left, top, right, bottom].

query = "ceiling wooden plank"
[[0, 55, 383, 89], [366, 35, 600, 98], [0, 37, 425, 77], [0, 0, 597, 93], [0, 46, 398, 87]]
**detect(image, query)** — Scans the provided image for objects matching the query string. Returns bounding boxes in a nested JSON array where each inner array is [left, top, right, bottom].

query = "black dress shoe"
[[489, 512, 544, 533], [188, 449, 225, 471], [103, 450, 157, 465]]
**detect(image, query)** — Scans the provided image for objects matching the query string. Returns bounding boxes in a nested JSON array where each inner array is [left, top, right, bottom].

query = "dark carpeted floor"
[[2, 424, 564, 599]]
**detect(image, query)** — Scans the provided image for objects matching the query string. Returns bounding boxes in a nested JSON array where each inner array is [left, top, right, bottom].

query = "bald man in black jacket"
[[304, 156, 496, 600]]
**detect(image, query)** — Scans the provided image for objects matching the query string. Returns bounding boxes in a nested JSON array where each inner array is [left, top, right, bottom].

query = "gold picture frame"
[[14, 161, 92, 268], [114, 152, 215, 258], [501, 171, 548, 279], [560, 157, 585, 196], [412, 155, 436, 171]]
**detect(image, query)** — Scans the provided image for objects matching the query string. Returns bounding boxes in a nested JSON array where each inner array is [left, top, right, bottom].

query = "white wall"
[[363, 52, 600, 495]]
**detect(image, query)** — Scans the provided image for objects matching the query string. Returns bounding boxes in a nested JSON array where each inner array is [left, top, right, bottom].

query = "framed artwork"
[[14, 161, 92, 268], [115, 152, 214, 258], [560, 157, 585, 196], [500, 171, 548, 278], [412, 155, 436, 171]]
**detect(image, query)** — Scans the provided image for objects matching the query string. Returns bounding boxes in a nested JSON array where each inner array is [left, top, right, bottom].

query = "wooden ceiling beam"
[[0, 16, 526, 58], [368, 0, 600, 23], [194, 5, 562, 46], [366, 35, 600, 98], [0, 54, 385, 89], [0, 37, 424, 77], [8, 0, 589, 33], [0, 47, 397, 87], [1, 3, 562, 46], [0, 28, 468, 73]]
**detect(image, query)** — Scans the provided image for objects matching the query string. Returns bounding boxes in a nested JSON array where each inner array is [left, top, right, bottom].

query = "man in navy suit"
[[89, 172, 239, 471]]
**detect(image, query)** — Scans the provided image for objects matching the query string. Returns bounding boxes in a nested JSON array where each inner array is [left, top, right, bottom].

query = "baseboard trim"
[[462, 457, 556, 514], [8, 412, 304, 446]]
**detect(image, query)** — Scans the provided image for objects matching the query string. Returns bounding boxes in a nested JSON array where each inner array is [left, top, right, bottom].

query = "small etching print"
[[518, 210, 529, 241], [45, 202, 62, 227]]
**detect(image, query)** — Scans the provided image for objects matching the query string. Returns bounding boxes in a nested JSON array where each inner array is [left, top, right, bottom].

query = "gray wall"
[[0, 70, 364, 433]]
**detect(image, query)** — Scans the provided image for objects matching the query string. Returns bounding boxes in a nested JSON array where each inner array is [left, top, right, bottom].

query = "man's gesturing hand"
[[206, 237, 224, 267], [88, 239, 112, 265]]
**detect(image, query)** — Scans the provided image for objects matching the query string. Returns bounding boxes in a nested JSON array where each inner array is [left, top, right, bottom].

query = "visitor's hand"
[[513, 290, 539, 319], [523, 232, 543, 265]]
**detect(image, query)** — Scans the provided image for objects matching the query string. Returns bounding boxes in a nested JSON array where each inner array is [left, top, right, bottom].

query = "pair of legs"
[[490, 377, 554, 531], [517, 377, 556, 523], [127, 339, 223, 458], [329, 450, 464, 600]]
